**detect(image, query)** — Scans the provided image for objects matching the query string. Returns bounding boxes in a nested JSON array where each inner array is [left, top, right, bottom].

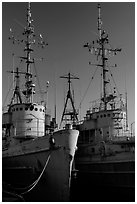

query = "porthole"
[[25, 107, 28, 111], [20, 107, 23, 111], [30, 105, 34, 111], [35, 108, 38, 111], [40, 108, 42, 112], [16, 108, 18, 111]]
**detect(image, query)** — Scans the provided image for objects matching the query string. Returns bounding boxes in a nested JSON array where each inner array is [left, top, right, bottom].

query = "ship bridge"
[[89, 94, 126, 114]]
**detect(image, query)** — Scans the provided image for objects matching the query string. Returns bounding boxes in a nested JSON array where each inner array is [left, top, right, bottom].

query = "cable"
[[33, 61, 44, 102], [107, 64, 120, 96], [3, 79, 15, 109], [78, 65, 99, 110]]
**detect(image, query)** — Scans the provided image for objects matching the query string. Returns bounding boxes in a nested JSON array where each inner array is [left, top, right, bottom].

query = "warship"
[[75, 4, 135, 194], [2, 3, 79, 201]]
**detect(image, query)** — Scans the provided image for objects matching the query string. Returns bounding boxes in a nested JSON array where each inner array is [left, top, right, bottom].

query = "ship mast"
[[98, 4, 108, 110], [60, 72, 79, 128], [22, 2, 35, 103], [9, 2, 47, 105], [84, 4, 121, 110]]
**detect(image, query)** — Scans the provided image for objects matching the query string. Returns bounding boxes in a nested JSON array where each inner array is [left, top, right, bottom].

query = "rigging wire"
[[71, 82, 75, 104], [33, 61, 44, 103], [107, 64, 120, 96], [78, 65, 99, 110], [3, 79, 15, 110]]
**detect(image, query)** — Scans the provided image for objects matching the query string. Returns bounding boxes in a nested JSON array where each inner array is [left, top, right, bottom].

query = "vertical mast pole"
[[12, 53, 15, 104], [54, 74, 57, 124], [25, 2, 33, 103], [98, 4, 108, 110], [98, 4, 102, 40], [84, 4, 121, 111]]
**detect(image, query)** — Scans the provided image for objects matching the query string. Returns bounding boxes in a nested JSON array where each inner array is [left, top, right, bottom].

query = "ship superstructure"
[[2, 3, 79, 201]]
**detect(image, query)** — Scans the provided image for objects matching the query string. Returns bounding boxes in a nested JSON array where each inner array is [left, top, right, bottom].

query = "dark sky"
[[2, 2, 135, 129]]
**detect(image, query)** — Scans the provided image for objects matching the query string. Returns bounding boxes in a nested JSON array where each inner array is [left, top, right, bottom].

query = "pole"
[[46, 81, 49, 109]]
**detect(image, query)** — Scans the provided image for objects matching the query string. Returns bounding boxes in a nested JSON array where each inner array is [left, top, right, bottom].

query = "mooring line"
[[4, 152, 51, 196]]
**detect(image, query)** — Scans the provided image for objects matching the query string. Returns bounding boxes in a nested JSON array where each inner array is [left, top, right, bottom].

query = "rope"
[[3, 190, 25, 201], [22, 153, 51, 195], [5, 152, 51, 195]]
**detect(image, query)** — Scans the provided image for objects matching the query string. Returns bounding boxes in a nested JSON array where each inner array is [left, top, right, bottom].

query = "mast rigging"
[[84, 4, 121, 110], [8, 2, 48, 105]]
